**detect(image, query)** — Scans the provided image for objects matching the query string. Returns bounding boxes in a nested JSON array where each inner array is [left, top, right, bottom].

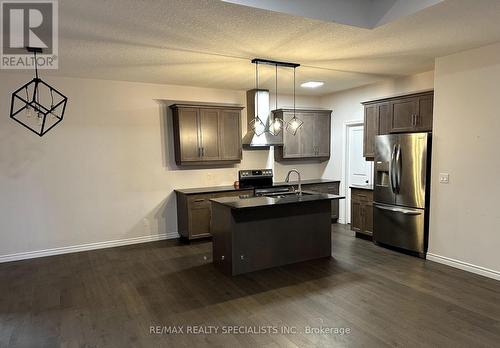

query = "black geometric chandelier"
[[9, 47, 68, 137], [250, 58, 303, 136]]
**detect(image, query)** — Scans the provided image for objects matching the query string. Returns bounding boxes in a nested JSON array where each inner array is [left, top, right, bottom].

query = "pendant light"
[[9, 47, 68, 137], [285, 67, 303, 135], [250, 58, 301, 136], [269, 64, 284, 136], [248, 61, 266, 136]]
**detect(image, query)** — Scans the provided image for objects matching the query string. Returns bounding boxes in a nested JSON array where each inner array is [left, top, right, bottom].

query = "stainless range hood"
[[242, 89, 283, 148]]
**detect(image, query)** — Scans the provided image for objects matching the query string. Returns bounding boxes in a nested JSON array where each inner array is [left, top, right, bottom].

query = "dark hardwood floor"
[[1, 224, 500, 347]]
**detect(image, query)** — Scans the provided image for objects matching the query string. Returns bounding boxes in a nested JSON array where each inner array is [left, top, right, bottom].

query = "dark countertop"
[[210, 191, 345, 210], [175, 179, 340, 195], [349, 184, 374, 191]]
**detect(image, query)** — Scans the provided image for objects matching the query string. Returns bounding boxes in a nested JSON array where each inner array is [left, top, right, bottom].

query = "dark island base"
[[211, 200, 332, 276]]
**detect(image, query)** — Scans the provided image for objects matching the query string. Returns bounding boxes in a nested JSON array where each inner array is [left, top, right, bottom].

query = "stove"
[[238, 169, 273, 189]]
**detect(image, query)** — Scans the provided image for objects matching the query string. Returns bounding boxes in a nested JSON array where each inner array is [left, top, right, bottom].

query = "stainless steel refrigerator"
[[373, 133, 431, 258]]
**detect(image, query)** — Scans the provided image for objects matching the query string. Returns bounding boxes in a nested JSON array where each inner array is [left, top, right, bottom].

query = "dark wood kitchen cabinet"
[[350, 188, 373, 237], [362, 91, 433, 159], [274, 109, 332, 161], [389, 97, 419, 133], [170, 104, 244, 166], [363, 104, 378, 158], [198, 108, 220, 161], [364, 102, 391, 158], [302, 181, 340, 221], [389, 94, 434, 133], [176, 189, 253, 240], [219, 109, 242, 161]]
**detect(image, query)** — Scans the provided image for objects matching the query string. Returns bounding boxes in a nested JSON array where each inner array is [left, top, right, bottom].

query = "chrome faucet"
[[285, 169, 302, 196]]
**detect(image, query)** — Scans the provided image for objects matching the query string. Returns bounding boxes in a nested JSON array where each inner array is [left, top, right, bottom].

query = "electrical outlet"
[[439, 173, 450, 184]]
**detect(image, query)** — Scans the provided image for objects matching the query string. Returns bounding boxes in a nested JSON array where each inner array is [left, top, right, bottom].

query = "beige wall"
[[0, 74, 321, 259], [428, 42, 500, 278], [319, 71, 434, 222]]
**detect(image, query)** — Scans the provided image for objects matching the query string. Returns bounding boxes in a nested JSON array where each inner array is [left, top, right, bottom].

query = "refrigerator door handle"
[[374, 203, 422, 215], [390, 144, 397, 193], [395, 144, 402, 193]]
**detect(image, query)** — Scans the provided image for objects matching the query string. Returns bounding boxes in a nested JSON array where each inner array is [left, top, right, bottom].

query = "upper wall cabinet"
[[362, 91, 433, 159], [274, 109, 332, 161], [170, 104, 244, 166]]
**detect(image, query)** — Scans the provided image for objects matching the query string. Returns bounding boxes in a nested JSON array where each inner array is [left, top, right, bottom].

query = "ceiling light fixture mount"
[[9, 47, 68, 137], [250, 58, 302, 136]]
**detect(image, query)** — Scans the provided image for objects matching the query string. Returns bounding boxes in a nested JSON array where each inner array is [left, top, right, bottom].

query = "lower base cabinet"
[[176, 181, 340, 241], [350, 188, 373, 237], [302, 182, 340, 221], [176, 190, 253, 240]]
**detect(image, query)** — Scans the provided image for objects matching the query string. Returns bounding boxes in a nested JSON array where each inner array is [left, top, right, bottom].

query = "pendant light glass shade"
[[285, 67, 303, 135], [286, 116, 303, 135], [268, 115, 284, 136], [249, 116, 266, 136]]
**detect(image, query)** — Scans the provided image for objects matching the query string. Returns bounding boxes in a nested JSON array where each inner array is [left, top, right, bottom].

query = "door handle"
[[395, 144, 402, 193], [374, 203, 422, 215], [390, 144, 397, 194]]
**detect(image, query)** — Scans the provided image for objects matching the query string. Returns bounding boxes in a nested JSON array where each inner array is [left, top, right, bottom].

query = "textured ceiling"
[[16, 0, 500, 95]]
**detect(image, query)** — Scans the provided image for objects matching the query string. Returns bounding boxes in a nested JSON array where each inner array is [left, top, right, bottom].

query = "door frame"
[[341, 120, 371, 225]]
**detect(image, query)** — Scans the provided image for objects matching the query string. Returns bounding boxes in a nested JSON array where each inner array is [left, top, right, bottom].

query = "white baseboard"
[[427, 253, 500, 281], [0, 232, 180, 264]]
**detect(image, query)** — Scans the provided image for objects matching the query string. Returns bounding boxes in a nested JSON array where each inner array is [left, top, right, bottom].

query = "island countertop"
[[210, 191, 345, 209]]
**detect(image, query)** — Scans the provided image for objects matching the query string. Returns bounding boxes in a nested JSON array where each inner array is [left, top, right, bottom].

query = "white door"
[[346, 125, 373, 223]]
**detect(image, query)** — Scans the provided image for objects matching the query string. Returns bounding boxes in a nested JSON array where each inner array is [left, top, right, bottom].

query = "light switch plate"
[[439, 173, 450, 184]]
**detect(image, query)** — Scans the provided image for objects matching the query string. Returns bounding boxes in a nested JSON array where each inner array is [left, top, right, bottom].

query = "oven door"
[[373, 203, 426, 254]]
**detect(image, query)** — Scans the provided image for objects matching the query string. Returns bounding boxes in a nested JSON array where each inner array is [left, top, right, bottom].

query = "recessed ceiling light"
[[300, 81, 324, 88]]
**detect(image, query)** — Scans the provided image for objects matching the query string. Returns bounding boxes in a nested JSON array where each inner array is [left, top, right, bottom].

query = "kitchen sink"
[[269, 191, 315, 199]]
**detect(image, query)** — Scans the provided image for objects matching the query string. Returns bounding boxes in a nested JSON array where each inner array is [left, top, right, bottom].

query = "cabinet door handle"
[[201, 147, 204, 157], [193, 199, 205, 203]]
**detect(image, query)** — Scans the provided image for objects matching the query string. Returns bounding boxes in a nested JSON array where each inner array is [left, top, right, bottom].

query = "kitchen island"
[[210, 191, 344, 276]]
